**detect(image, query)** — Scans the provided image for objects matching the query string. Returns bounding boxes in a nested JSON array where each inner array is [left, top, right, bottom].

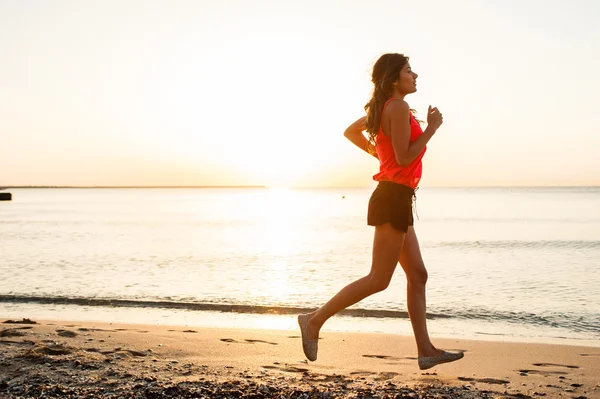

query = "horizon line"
[[2, 185, 599, 190]]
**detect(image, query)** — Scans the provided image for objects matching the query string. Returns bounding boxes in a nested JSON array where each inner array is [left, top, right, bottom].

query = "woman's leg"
[[399, 226, 444, 357], [302, 223, 406, 340]]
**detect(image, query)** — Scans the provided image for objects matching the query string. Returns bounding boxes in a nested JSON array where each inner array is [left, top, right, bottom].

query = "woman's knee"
[[407, 265, 428, 287], [366, 274, 392, 293]]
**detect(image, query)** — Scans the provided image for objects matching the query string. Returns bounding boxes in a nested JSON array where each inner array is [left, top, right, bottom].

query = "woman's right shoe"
[[297, 314, 318, 361]]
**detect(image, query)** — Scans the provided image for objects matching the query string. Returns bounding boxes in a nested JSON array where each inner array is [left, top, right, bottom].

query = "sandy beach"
[[0, 317, 598, 398]]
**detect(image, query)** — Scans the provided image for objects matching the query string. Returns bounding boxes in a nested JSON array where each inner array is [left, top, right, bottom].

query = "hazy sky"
[[2, 0, 599, 187]]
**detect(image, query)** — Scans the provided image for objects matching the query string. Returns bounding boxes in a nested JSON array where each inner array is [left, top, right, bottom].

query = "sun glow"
[[129, 27, 366, 188]]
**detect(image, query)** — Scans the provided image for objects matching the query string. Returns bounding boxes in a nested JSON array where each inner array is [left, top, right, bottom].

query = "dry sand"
[[1, 317, 599, 398]]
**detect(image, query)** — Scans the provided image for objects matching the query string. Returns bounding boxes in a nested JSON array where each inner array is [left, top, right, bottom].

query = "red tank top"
[[373, 98, 426, 189]]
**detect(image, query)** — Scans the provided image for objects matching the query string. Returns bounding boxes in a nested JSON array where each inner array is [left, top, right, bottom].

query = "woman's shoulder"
[[383, 98, 410, 118], [385, 98, 409, 111]]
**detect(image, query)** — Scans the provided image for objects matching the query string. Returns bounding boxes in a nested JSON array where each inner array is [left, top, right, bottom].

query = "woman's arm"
[[388, 101, 441, 166], [343, 116, 378, 159]]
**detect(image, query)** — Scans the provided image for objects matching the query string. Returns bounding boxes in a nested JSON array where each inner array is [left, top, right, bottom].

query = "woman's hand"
[[427, 105, 443, 131]]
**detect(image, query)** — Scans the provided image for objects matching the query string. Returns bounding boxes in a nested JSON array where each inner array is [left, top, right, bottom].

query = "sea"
[[1, 187, 599, 347]]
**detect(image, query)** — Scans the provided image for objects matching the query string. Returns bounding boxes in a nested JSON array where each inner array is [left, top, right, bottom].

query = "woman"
[[298, 53, 464, 370]]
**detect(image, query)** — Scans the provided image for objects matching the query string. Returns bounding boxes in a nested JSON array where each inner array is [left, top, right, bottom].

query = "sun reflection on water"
[[254, 188, 301, 306]]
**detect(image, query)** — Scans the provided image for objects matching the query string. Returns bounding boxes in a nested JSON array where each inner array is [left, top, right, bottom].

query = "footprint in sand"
[[31, 344, 73, 356], [519, 369, 568, 375], [262, 364, 309, 373], [112, 350, 147, 358], [124, 349, 149, 357], [56, 329, 78, 338], [532, 363, 579, 369], [350, 370, 373, 376], [104, 328, 148, 333], [0, 326, 33, 337], [78, 327, 116, 332], [362, 354, 402, 361], [245, 339, 277, 345], [220, 338, 278, 345], [0, 339, 34, 346], [2, 318, 37, 325], [458, 376, 509, 385], [98, 348, 148, 357]]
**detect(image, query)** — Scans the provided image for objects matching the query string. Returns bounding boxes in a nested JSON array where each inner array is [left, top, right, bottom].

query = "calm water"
[[1, 187, 599, 346]]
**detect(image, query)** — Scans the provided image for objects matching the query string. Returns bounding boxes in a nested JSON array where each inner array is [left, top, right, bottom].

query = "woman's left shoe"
[[418, 350, 464, 370]]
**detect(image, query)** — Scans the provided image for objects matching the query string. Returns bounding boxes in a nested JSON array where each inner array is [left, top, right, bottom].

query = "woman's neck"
[[391, 89, 406, 100]]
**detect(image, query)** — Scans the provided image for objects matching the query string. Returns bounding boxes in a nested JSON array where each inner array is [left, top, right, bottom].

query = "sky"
[[1, 0, 600, 188]]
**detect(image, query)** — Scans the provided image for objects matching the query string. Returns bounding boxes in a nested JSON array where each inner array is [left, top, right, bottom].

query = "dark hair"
[[364, 53, 409, 153]]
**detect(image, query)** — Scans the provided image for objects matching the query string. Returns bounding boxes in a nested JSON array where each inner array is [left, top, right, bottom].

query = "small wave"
[[0, 294, 415, 319], [441, 308, 600, 335], [431, 240, 600, 250]]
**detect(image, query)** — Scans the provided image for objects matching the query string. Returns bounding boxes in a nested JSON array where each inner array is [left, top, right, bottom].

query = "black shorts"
[[367, 181, 415, 233]]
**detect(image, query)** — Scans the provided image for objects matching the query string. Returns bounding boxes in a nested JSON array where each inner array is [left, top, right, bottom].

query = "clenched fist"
[[427, 105, 443, 131]]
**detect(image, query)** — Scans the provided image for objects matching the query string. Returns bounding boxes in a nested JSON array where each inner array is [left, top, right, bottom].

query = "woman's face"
[[395, 63, 418, 95]]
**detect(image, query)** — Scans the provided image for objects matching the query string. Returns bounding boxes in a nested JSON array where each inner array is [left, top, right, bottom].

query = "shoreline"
[[3, 304, 599, 350], [1, 317, 599, 398]]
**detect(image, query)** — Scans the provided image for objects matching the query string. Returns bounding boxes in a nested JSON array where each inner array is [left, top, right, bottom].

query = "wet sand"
[[1, 317, 599, 398]]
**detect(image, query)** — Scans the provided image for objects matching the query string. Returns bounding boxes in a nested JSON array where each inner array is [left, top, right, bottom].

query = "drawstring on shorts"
[[412, 187, 419, 220]]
